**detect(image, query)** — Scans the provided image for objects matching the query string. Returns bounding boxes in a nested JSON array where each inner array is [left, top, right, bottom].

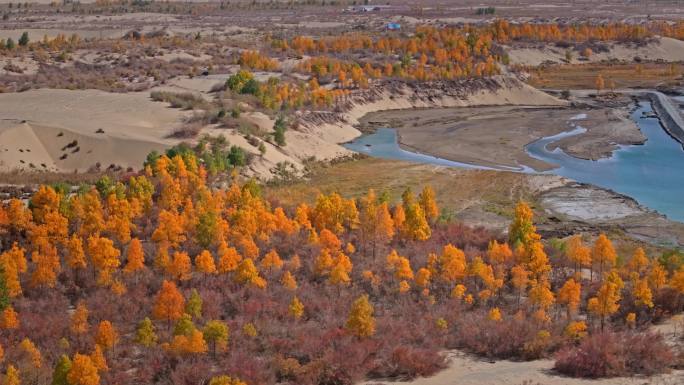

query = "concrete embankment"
[[641, 91, 684, 148]]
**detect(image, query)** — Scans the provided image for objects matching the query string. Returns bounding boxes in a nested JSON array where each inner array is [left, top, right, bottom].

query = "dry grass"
[[528, 63, 684, 90], [264, 158, 536, 216]]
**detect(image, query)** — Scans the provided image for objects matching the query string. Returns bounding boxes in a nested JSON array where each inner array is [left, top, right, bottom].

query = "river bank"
[[356, 97, 641, 172]]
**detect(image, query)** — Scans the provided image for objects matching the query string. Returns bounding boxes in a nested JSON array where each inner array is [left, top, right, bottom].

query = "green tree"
[[135, 318, 157, 347], [185, 289, 203, 319], [0, 266, 10, 311], [51, 355, 72, 385], [273, 116, 287, 147], [173, 313, 196, 336], [228, 146, 246, 167], [203, 320, 229, 357], [18, 32, 29, 47], [6, 38, 15, 50]]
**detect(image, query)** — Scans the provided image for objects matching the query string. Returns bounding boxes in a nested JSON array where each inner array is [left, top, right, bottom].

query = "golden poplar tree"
[[153, 280, 185, 328], [123, 238, 145, 274], [195, 250, 217, 274], [94, 320, 118, 350], [67, 354, 100, 385], [71, 302, 89, 335], [557, 278, 581, 319], [588, 281, 621, 330], [346, 294, 375, 338], [592, 234, 616, 279]]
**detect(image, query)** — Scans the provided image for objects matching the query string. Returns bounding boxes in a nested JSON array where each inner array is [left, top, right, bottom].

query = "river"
[[344, 101, 684, 222]]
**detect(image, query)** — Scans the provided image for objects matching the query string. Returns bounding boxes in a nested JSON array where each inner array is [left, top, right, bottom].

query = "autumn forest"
[[0, 147, 682, 385]]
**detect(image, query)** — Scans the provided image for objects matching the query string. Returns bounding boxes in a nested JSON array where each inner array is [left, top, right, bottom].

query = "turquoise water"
[[343, 102, 684, 222]]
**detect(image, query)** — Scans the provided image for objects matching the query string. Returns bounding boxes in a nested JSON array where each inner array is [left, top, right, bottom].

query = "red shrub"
[[554, 331, 674, 378]]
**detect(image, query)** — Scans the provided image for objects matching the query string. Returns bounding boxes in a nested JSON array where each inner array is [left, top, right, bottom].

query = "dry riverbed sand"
[[358, 103, 641, 172]]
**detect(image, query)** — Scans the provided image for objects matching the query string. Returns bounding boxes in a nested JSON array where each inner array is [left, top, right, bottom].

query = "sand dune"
[[0, 89, 183, 172], [507, 37, 684, 66], [0, 76, 564, 178]]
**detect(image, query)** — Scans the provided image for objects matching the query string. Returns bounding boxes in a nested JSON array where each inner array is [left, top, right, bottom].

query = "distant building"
[[386, 23, 401, 31], [345, 5, 389, 13]]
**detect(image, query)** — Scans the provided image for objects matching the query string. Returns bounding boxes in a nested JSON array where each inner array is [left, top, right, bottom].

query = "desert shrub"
[[150, 90, 209, 110], [169, 122, 203, 138], [554, 331, 674, 378], [450, 311, 559, 360], [370, 345, 446, 380]]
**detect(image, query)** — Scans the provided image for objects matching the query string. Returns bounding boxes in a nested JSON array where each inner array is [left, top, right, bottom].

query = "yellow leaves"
[[626, 247, 649, 275], [510, 265, 529, 291], [626, 312, 637, 327], [209, 375, 247, 385], [508, 201, 540, 247], [288, 295, 305, 320], [386, 250, 413, 281], [314, 249, 335, 277], [71, 302, 89, 335], [152, 210, 186, 248], [402, 203, 431, 241], [318, 229, 341, 251], [95, 320, 118, 351], [564, 321, 587, 341], [565, 235, 591, 271], [671, 267, 684, 293], [217, 242, 242, 273], [588, 281, 621, 323], [19, 338, 42, 368], [1, 243, 27, 275], [6, 199, 32, 232], [487, 240, 512, 265], [398, 280, 411, 293], [525, 241, 551, 279], [0, 307, 19, 330], [280, 271, 298, 290], [328, 261, 351, 286], [451, 284, 466, 299], [647, 261, 668, 291], [167, 251, 192, 281], [75, 189, 105, 237], [29, 185, 61, 224], [439, 244, 467, 283], [418, 185, 438, 222], [135, 318, 157, 347], [3, 365, 19, 385], [153, 280, 185, 323], [167, 328, 208, 355], [557, 278, 582, 315], [235, 258, 266, 289], [86, 235, 121, 279], [311, 192, 359, 234], [260, 249, 284, 271], [632, 277, 654, 308], [90, 345, 108, 372], [528, 279, 555, 310], [346, 294, 375, 338], [592, 233, 617, 275], [29, 249, 60, 288], [66, 235, 87, 270], [123, 238, 145, 274], [242, 322, 258, 337], [488, 307, 502, 321], [415, 268, 431, 288]]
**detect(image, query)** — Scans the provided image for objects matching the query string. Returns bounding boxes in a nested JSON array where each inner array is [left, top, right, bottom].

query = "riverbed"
[[344, 101, 684, 222]]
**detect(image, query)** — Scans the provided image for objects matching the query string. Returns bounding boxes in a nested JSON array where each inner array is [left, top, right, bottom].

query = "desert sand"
[[507, 37, 684, 67], [362, 352, 683, 385], [0, 89, 184, 172]]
